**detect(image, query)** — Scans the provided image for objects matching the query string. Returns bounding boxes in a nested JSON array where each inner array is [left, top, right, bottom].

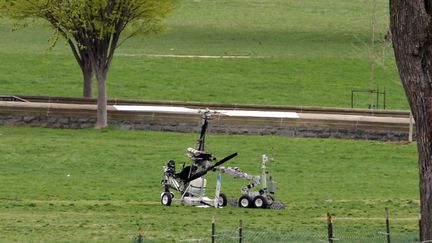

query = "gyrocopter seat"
[[164, 160, 199, 181], [188, 177, 207, 196]]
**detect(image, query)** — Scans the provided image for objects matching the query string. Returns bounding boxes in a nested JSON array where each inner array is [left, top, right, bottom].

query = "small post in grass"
[[327, 213, 333, 243], [133, 227, 144, 243], [385, 207, 391, 243], [212, 216, 216, 243], [239, 219, 243, 243]]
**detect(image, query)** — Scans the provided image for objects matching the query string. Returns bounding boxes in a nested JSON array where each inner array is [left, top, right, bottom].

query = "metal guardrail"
[[13, 95, 410, 118], [0, 95, 29, 102]]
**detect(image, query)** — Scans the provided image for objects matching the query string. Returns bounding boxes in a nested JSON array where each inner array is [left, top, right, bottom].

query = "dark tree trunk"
[[82, 61, 93, 98], [66, 41, 94, 98], [390, 0, 432, 240]]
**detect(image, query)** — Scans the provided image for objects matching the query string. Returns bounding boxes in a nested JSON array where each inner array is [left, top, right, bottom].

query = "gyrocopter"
[[160, 110, 237, 208]]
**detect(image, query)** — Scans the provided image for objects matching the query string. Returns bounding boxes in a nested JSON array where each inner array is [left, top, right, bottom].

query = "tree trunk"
[[390, 0, 432, 240], [94, 70, 108, 129], [66, 42, 94, 98], [82, 62, 93, 98]]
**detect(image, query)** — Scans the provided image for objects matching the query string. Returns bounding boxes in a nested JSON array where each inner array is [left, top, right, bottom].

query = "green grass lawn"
[[0, 126, 419, 242], [0, 0, 408, 109], [0, 1, 419, 241]]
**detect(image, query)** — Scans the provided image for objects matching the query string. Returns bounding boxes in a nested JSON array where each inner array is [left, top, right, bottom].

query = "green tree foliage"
[[0, 0, 175, 128]]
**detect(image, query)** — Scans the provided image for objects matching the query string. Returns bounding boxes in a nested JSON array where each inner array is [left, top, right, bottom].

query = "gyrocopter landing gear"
[[216, 192, 228, 207], [160, 171, 229, 208], [160, 192, 172, 206]]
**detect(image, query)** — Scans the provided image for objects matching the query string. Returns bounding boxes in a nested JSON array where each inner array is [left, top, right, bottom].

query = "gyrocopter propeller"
[[184, 152, 238, 183]]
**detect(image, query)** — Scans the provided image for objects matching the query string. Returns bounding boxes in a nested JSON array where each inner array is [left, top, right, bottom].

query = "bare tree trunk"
[[82, 62, 93, 98], [66, 41, 94, 98], [390, 0, 432, 240], [95, 70, 108, 129]]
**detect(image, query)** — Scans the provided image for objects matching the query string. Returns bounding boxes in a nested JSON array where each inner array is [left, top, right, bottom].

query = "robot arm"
[[218, 167, 261, 194]]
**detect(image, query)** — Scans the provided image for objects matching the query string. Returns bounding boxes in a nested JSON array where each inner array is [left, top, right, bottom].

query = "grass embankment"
[[0, 0, 407, 109], [0, 126, 418, 242]]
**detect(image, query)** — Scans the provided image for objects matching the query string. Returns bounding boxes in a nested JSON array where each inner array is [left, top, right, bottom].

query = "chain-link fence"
[[326, 229, 418, 243], [189, 229, 419, 243], [173, 217, 420, 243], [215, 229, 326, 242], [133, 212, 421, 242], [128, 228, 418, 243]]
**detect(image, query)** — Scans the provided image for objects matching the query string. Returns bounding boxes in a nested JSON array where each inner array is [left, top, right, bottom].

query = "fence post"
[[133, 227, 144, 243], [212, 216, 216, 243], [239, 219, 243, 243], [327, 213, 333, 243], [385, 207, 391, 243]]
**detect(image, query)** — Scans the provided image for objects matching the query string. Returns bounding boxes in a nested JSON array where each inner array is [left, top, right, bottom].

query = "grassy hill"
[[0, 126, 419, 242], [0, 0, 408, 109]]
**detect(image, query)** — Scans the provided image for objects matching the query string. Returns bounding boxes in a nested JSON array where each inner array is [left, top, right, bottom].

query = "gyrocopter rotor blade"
[[185, 152, 238, 183]]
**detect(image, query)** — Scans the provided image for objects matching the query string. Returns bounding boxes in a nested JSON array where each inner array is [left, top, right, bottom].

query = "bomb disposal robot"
[[218, 154, 277, 209]]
